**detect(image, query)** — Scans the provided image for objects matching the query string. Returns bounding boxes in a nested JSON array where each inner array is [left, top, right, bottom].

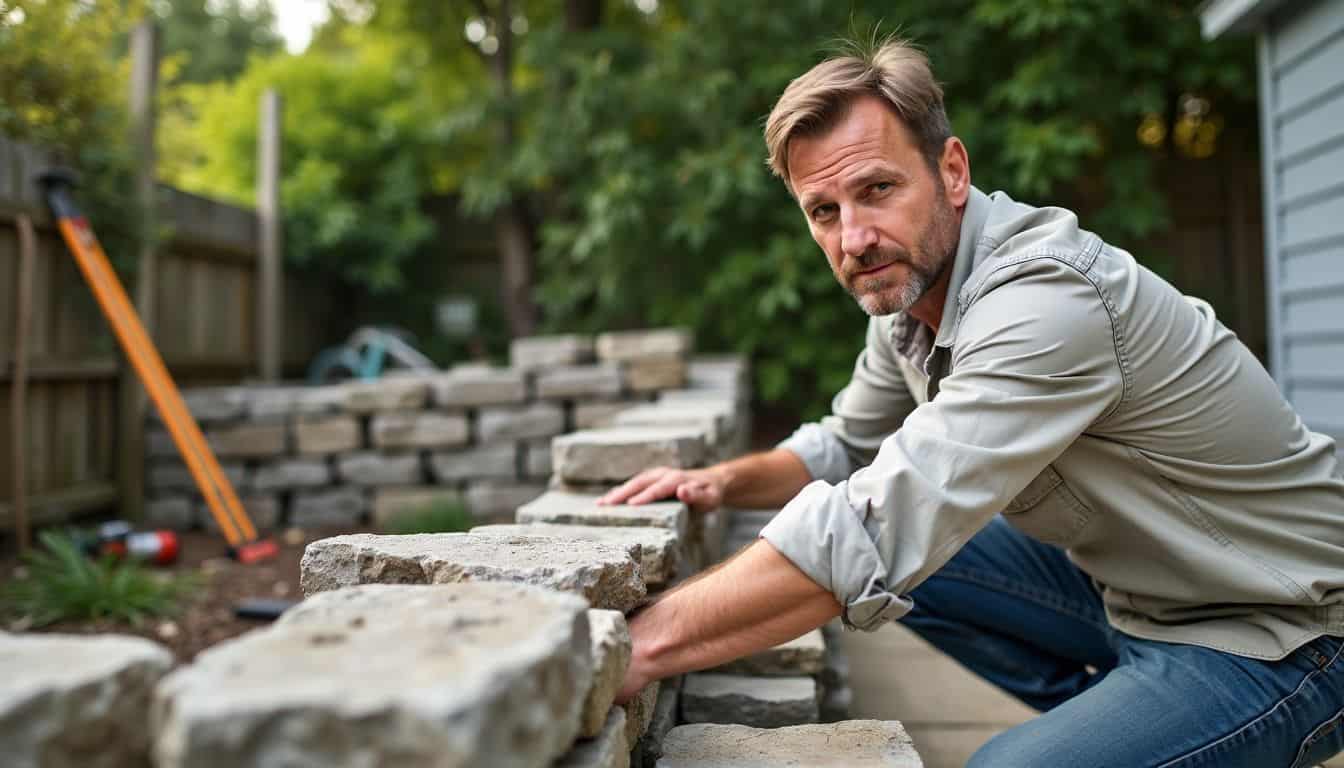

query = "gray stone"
[[476, 403, 565, 442], [0, 632, 172, 768], [198, 495, 282, 534], [580, 610, 632, 739], [251, 458, 331, 493], [636, 682, 681, 768], [370, 412, 469, 449], [371, 487, 467, 529], [553, 427, 707, 483], [521, 439, 552, 479], [709, 630, 826, 676], [300, 532, 646, 611], [536, 364, 625, 400], [555, 708, 629, 768], [428, 443, 519, 483], [516, 492, 688, 541], [343, 378, 431, 413], [464, 482, 546, 523], [656, 389, 737, 407], [145, 428, 179, 458], [145, 496, 196, 530], [681, 674, 818, 728], [150, 386, 246, 424], [147, 461, 248, 494], [472, 523, 679, 587], [249, 384, 345, 418], [596, 329, 692, 362], [699, 510, 729, 566], [656, 721, 922, 768], [573, 400, 644, 429], [686, 356, 750, 395], [613, 403, 732, 444], [429, 366, 527, 407], [624, 682, 661, 749], [154, 583, 591, 768], [730, 509, 779, 530], [294, 415, 363, 455], [337, 452, 422, 486], [624, 359, 688, 393], [291, 488, 367, 528], [511, 334, 594, 370], [548, 476, 621, 496], [820, 684, 853, 723], [206, 422, 287, 458]]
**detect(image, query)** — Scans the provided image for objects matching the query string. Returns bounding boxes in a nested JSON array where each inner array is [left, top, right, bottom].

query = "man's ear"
[[940, 137, 971, 207]]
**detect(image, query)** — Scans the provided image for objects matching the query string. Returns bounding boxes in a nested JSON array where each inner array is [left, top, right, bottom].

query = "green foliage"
[[381, 499, 474, 535], [2, 530, 196, 627], [154, 0, 282, 85]]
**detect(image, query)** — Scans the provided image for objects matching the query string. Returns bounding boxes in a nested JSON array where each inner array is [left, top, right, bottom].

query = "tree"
[[153, 0, 282, 85]]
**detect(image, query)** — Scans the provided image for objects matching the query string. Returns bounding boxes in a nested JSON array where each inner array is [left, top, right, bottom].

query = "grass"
[[382, 498, 474, 535], [1, 529, 197, 628]]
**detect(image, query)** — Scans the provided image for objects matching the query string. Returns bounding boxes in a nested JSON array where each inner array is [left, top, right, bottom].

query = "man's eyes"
[[811, 204, 837, 222]]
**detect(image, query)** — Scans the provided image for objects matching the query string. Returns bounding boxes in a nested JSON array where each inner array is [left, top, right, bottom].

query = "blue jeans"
[[901, 516, 1344, 767]]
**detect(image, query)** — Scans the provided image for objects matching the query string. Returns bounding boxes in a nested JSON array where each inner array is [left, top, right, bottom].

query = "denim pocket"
[[1003, 465, 1092, 547], [1290, 707, 1344, 768]]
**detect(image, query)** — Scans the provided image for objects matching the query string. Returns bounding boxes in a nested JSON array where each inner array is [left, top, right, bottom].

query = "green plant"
[[382, 499, 475, 535], [1, 529, 196, 628]]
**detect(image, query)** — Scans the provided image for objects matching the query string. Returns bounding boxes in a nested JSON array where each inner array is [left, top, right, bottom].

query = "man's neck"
[[907, 265, 952, 334]]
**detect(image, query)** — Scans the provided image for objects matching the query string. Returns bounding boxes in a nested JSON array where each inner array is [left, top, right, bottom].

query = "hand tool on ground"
[[37, 168, 278, 563]]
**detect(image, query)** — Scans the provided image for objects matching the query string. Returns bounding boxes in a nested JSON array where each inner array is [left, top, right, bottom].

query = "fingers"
[[627, 473, 686, 505], [676, 479, 722, 514], [599, 468, 673, 505]]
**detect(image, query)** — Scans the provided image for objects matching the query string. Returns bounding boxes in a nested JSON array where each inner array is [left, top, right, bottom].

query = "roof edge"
[[1198, 0, 1291, 38]]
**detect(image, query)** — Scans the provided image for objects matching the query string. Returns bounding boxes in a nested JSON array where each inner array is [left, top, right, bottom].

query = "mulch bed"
[[3, 526, 373, 662]]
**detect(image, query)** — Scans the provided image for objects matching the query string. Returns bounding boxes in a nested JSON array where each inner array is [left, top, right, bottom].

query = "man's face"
[[788, 96, 961, 317]]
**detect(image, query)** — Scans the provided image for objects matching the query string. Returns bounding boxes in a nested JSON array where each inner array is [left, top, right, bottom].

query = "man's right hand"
[[597, 466, 728, 513]]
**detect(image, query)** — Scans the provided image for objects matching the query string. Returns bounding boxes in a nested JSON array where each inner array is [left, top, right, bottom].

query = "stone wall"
[[4, 331, 920, 767]]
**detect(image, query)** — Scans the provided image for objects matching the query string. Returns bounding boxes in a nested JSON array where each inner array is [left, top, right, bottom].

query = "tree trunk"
[[565, 0, 602, 30]]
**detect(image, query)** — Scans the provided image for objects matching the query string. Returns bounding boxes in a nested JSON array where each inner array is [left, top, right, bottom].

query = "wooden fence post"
[[258, 90, 282, 382], [11, 215, 36, 554], [120, 20, 158, 522]]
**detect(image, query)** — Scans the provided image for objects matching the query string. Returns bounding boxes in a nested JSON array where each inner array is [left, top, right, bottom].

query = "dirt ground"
[[3, 525, 372, 661]]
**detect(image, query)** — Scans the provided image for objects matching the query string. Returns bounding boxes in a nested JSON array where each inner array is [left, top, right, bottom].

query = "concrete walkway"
[[842, 624, 1344, 768]]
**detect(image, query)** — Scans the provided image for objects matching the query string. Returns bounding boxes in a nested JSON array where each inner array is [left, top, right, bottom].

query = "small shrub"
[[382, 499, 474, 535], [1, 529, 197, 628]]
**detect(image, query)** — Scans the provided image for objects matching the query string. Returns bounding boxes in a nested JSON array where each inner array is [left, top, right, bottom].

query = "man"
[[601, 38, 1344, 767]]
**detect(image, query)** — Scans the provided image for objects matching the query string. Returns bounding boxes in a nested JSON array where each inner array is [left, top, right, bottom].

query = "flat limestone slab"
[[681, 674, 818, 729], [511, 334, 594, 370], [595, 328, 691, 362], [613, 403, 731, 443], [429, 366, 527, 407], [555, 708, 629, 768], [472, 523, 679, 587], [656, 721, 922, 767], [709, 630, 826, 676], [516, 492, 689, 541], [300, 532, 646, 611], [553, 427, 707, 483], [580, 610, 632, 739], [154, 583, 592, 768], [1, 632, 173, 768]]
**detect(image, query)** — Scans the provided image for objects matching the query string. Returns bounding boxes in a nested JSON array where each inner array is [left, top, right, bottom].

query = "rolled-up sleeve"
[[762, 262, 1124, 630], [779, 315, 919, 485]]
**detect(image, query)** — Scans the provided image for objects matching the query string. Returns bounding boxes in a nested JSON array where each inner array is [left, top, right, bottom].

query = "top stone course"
[[511, 334, 595, 371], [595, 328, 692, 362]]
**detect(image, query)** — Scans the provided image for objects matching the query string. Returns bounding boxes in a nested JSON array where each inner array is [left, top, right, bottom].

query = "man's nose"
[[840, 208, 879, 259]]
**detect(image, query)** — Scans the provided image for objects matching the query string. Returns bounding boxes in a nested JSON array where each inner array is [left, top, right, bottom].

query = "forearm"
[[623, 539, 840, 695], [707, 448, 814, 510]]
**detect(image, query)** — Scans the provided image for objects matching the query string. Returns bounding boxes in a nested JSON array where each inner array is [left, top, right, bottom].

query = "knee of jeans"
[[966, 724, 1050, 768]]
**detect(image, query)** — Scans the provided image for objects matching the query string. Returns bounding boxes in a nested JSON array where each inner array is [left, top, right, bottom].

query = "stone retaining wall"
[[4, 331, 918, 767]]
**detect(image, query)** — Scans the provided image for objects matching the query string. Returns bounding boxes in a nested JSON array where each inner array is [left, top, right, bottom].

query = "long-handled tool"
[[38, 169, 278, 563]]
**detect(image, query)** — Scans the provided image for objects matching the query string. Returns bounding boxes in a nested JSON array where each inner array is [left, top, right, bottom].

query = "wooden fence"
[[0, 135, 330, 534]]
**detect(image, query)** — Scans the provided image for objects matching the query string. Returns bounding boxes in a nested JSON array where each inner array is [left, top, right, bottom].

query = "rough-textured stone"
[[206, 422, 287, 458], [613, 403, 731, 444], [148, 461, 249, 494], [580, 610, 632, 738], [252, 458, 332, 492], [522, 439, 552, 479], [624, 359, 688, 393], [511, 334, 594, 370], [553, 427, 707, 483], [555, 708, 629, 768], [427, 443, 519, 483], [473, 523, 679, 587], [291, 488, 367, 528], [343, 377, 430, 413], [0, 632, 173, 768], [429, 365, 528, 407], [198, 495, 282, 534], [624, 682, 661, 748], [476, 403, 565, 442], [150, 386, 246, 424], [636, 681, 682, 768], [145, 496, 196, 530], [371, 487, 466, 529], [573, 400, 645, 429], [249, 384, 345, 418], [709, 630, 826, 676], [537, 364, 624, 400], [516, 492, 688, 541], [369, 411, 469, 449], [300, 532, 646, 611], [686, 356, 750, 395], [464, 482, 546, 523], [337, 452, 422, 486], [656, 721, 922, 767], [596, 328, 692, 362], [154, 583, 592, 768], [681, 674, 818, 728], [548, 476, 621, 496], [294, 415, 362, 455]]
